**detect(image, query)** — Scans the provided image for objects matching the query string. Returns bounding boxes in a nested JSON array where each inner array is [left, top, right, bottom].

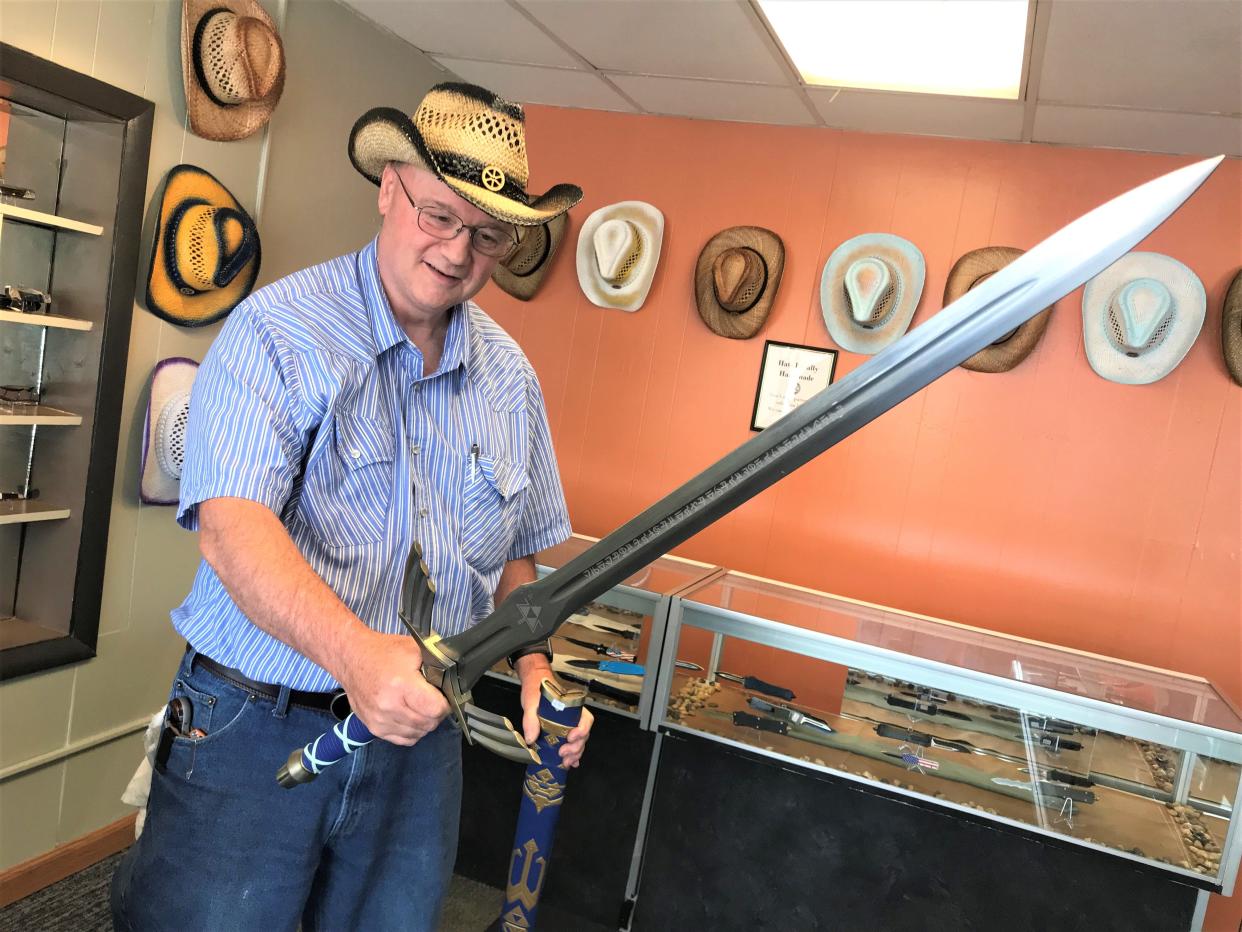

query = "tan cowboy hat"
[[945, 247, 1054, 372], [349, 82, 582, 227], [1223, 268, 1242, 386], [576, 201, 664, 313], [182, 0, 285, 142], [492, 214, 568, 301], [694, 227, 785, 340], [144, 164, 261, 327], [820, 233, 925, 354], [140, 357, 198, 505], [1083, 251, 1205, 385]]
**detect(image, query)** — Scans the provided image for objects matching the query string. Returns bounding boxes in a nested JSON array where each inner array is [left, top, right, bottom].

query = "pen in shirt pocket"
[[470, 442, 480, 480]]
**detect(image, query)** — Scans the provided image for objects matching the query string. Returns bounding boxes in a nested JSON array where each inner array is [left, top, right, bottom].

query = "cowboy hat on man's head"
[[350, 82, 582, 227]]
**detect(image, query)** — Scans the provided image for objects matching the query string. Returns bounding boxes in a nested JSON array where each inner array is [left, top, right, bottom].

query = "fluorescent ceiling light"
[[759, 0, 1029, 99]]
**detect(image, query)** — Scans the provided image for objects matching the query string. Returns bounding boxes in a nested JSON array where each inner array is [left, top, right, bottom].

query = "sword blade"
[[423, 156, 1222, 710]]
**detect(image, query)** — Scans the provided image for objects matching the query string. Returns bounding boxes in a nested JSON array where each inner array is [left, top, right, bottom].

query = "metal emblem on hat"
[[482, 166, 506, 192]]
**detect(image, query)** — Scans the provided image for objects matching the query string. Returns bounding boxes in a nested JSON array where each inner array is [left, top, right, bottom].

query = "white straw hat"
[[140, 358, 198, 505], [1082, 252, 1205, 385], [820, 233, 925, 354], [575, 201, 664, 312]]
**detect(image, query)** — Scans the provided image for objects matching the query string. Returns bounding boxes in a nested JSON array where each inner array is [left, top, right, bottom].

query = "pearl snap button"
[[350, 448, 361, 459]]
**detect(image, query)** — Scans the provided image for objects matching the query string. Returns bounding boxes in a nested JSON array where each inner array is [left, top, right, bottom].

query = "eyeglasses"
[[392, 171, 516, 259], [0, 285, 51, 314]]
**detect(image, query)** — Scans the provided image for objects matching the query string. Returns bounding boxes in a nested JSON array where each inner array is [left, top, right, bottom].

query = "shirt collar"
[[358, 238, 471, 377]]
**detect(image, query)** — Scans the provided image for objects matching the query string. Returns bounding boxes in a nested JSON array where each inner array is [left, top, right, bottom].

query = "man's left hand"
[[515, 654, 593, 769]]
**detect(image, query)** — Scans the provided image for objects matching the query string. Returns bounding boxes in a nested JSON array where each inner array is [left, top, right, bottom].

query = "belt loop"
[[185, 644, 198, 670], [273, 684, 292, 719]]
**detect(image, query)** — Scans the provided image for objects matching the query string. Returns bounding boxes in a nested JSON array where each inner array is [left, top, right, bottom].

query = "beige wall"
[[0, 0, 450, 870]]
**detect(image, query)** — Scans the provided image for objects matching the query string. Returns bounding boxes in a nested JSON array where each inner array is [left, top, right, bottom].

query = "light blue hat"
[[820, 233, 925, 354], [1082, 252, 1205, 385]]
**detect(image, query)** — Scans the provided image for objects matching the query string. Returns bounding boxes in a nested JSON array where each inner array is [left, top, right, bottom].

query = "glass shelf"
[[0, 501, 71, 525], [0, 309, 93, 330], [0, 405, 82, 426], [0, 203, 103, 235]]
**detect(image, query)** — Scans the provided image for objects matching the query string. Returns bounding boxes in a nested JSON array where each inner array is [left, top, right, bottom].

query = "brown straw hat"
[[694, 227, 785, 339], [182, 0, 285, 142], [492, 213, 567, 301], [945, 247, 1053, 372], [1224, 268, 1242, 386], [349, 83, 582, 227]]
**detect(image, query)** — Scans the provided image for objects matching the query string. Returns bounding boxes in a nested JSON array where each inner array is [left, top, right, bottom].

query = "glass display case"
[[650, 569, 1242, 893], [487, 533, 721, 719]]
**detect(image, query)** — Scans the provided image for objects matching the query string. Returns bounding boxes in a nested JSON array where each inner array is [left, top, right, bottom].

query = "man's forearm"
[[198, 496, 373, 683]]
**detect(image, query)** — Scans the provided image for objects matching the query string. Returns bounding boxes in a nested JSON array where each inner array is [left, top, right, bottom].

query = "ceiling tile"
[[1033, 105, 1242, 158], [434, 59, 637, 112], [1038, 0, 1241, 114], [520, 0, 790, 84], [807, 88, 1025, 141], [608, 75, 815, 125], [344, 0, 581, 67]]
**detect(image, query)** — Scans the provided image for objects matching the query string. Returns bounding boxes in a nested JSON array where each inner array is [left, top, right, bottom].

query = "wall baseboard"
[[0, 813, 136, 908]]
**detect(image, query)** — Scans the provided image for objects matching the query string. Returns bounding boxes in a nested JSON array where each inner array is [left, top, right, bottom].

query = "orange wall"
[[486, 106, 1242, 924]]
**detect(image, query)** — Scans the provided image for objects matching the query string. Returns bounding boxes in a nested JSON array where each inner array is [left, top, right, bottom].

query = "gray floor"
[[0, 852, 508, 932]]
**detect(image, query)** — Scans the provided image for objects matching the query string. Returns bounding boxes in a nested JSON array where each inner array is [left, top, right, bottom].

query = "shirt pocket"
[[459, 452, 529, 572], [299, 415, 395, 547]]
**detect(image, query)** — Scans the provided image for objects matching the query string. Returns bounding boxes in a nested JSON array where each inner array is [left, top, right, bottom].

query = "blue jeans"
[[110, 649, 463, 931]]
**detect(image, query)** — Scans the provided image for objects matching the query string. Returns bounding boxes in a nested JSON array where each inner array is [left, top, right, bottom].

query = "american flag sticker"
[[900, 753, 940, 770]]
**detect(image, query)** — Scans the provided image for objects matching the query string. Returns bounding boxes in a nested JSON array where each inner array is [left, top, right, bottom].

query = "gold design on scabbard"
[[523, 767, 564, 813], [505, 838, 547, 913]]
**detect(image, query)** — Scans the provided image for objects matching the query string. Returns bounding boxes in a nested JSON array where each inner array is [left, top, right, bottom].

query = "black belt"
[[189, 648, 345, 715]]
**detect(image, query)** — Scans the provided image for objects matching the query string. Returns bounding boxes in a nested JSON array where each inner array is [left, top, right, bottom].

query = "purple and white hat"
[[140, 357, 198, 505]]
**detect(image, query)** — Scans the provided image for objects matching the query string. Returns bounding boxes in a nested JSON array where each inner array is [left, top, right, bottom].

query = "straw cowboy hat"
[[1082, 252, 1205, 385], [694, 227, 785, 340], [1223, 269, 1242, 386], [144, 165, 261, 328], [182, 0, 285, 142], [350, 82, 582, 227], [945, 247, 1054, 373], [820, 233, 925, 354], [492, 214, 567, 301], [576, 201, 664, 312], [140, 358, 198, 505]]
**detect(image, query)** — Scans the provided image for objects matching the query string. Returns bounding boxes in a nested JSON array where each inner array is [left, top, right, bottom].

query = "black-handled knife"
[[885, 694, 972, 721], [1021, 767, 1095, 788], [748, 697, 835, 734], [732, 711, 788, 735], [717, 672, 795, 701], [555, 670, 640, 706], [555, 635, 634, 660]]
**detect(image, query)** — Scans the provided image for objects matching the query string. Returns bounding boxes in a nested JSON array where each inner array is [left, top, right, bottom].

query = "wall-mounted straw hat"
[[350, 82, 582, 226], [144, 164, 261, 328], [182, 0, 285, 142], [694, 227, 785, 339], [1082, 251, 1205, 385], [140, 357, 198, 506], [1223, 268, 1242, 386], [820, 233, 925, 354], [492, 214, 567, 301], [576, 201, 664, 312], [944, 247, 1054, 373]]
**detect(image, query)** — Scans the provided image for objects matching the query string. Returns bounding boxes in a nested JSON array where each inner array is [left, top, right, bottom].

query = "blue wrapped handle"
[[276, 712, 375, 787]]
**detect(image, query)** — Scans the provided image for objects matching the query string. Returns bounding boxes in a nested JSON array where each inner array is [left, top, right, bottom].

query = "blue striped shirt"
[[172, 238, 571, 691]]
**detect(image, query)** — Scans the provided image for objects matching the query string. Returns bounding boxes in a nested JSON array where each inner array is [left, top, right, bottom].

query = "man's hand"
[[337, 628, 450, 745], [516, 654, 593, 769]]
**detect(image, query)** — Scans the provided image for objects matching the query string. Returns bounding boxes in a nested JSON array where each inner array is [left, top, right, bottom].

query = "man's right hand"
[[337, 629, 450, 745]]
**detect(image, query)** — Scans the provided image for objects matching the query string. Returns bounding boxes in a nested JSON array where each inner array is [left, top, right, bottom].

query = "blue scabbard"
[[496, 678, 587, 931]]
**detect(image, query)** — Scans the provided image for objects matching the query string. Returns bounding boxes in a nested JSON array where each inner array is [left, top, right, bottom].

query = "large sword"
[[277, 155, 1221, 786]]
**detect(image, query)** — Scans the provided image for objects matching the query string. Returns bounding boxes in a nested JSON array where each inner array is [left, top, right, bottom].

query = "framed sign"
[[749, 340, 838, 431]]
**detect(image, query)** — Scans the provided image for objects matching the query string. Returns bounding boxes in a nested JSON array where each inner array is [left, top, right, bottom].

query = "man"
[[111, 82, 591, 930]]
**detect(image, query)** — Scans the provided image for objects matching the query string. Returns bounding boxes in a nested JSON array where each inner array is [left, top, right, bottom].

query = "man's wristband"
[[507, 640, 553, 670]]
